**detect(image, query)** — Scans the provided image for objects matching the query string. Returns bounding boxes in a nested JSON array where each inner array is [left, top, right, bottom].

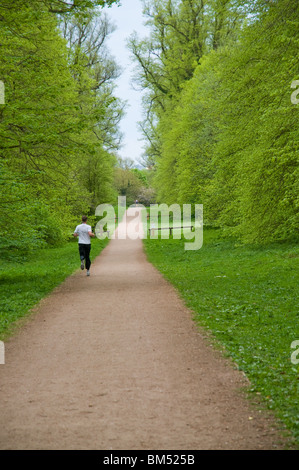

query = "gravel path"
[[0, 209, 286, 449]]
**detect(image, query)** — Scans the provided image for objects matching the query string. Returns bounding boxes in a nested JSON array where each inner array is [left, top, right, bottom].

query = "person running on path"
[[73, 215, 95, 276]]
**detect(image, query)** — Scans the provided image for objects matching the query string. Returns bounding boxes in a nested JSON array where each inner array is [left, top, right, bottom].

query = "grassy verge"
[[143, 227, 299, 446], [0, 237, 109, 340]]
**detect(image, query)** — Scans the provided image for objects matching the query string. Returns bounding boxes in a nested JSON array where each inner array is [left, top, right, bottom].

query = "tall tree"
[[129, 0, 252, 167], [209, 0, 299, 242], [0, 0, 83, 248], [0, 0, 123, 252], [45, 0, 119, 14], [60, 9, 124, 210], [146, 0, 299, 243]]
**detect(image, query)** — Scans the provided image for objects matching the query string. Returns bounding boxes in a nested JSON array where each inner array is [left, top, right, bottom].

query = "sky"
[[103, 0, 149, 166]]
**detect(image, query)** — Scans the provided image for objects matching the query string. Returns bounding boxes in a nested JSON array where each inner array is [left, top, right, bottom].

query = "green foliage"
[[136, 0, 299, 244], [143, 230, 299, 446], [114, 164, 143, 206], [44, 0, 119, 14], [129, 0, 252, 164], [131, 168, 148, 187], [193, 0, 299, 243], [0, 1, 122, 256], [113, 161, 157, 206]]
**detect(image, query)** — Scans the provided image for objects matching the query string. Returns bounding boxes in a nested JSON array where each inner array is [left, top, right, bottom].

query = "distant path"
[[0, 209, 286, 449]]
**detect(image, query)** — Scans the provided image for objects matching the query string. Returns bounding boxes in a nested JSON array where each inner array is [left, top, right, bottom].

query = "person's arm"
[[88, 225, 95, 237], [73, 226, 79, 237]]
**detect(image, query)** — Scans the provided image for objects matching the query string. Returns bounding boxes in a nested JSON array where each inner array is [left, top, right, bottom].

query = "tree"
[[0, 0, 123, 252], [44, 0, 119, 14], [0, 0, 84, 247], [60, 9, 125, 209], [113, 158, 157, 206], [129, 0, 252, 170], [211, 0, 299, 243], [148, 0, 299, 242]]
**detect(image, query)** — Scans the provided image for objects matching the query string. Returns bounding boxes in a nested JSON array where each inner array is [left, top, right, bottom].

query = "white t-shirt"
[[74, 223, 92, 244]]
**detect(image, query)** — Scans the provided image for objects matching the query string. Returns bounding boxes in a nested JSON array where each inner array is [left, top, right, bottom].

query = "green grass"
[[0, 238, 109, 340], [143, 228, 299, 446]]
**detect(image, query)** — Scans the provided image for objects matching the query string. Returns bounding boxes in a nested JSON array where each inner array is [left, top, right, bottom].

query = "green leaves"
[[0, 1, 122, 254], [45, 0, 120, 14], [140, 0, 299, 245]]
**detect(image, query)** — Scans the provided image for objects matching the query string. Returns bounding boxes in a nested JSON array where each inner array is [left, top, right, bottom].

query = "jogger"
[[73, 215, 95, 275]]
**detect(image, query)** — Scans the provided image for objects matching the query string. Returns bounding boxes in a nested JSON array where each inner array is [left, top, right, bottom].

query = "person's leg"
[[79, 244, 85, 269], [85, 244, 91, 271]]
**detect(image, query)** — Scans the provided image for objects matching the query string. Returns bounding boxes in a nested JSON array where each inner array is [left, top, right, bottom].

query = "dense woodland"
[[0, 0, 122, 252], [0, 0, 298, 254], [130, 0, 299, 244]]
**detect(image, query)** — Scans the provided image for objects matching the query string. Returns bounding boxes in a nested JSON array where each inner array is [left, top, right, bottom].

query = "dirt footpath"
[[0, 209, 287, 449]]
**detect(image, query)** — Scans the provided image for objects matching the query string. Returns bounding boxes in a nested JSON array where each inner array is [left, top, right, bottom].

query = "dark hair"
[[82, 215, 88, 222]]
